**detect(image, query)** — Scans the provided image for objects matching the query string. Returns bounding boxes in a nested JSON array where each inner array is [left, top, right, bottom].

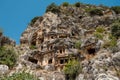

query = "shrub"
[[94, 27, 105, 39], [94, 32, 103, 40], [103, 36, 117, 48], [0, 46, 17, 69], [89, 8, 103, 16], [63, 60, 82, 80], [111, 23, 120, 39], [96, 27, 105, 33], [1, 72, 38, 80], [29, 45, 37, 50], [74, 2, 81, 7], [75, 41, 81, 49], [111, 6, 120, 14], [30, 17, 39, 26], [62, 2, 69, 7], [46, 3, 60, 14]]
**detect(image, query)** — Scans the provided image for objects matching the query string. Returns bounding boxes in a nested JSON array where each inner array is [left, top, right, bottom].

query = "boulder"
[[0, 65, 9, 75]]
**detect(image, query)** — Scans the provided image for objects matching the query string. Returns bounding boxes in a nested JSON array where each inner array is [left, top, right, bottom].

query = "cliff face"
[[8, 3, 120, 80]]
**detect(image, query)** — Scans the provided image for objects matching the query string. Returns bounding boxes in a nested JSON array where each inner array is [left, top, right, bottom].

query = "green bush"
[[103, 36, 117, 48], [1, 72, 38, 80], [94, 32, 103, 40], [29, 45, 37, 50], [30, 17, 39, 26], [111, 6, 120, 14], [74, 2, 81, 7], [111, 23, 120, 38], [46, 3, 60, 14], [0, 46, 17, 69], [94, 27, 105, 39], [89, 8, 103, 16], [62, 2, 69, 7], [63, 60, 82, 80], [96, 27, 105, 33], [75, 41, 81, 49]]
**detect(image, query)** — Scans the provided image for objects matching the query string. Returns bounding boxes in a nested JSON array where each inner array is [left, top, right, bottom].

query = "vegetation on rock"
[[111, 6, 120, 14], [63, 60, 82, 80], [103, 36, 117, 48], [30, 16, 39, 26], [74, 41, 81, 49], [74, 2, 81, 7], [111, 23, 120, 39], [62, 2, 70, 7], [89, 8, 103, 16], [1, 72, 38, 80], [46, 3, 60, 14], [0, 46, 17, 69]]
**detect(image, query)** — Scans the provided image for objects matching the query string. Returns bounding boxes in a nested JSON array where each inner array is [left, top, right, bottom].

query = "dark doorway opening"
[[87, 48, 96, 55], [48, 59, 52, 64], [60, 59, 64, 64], [28, 57, 38, 64], [65, 59, 68, 63], [60, 49, 62, 54]]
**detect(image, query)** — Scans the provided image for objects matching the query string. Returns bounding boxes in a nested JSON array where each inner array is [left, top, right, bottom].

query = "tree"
[[63, 60, 82, 80]]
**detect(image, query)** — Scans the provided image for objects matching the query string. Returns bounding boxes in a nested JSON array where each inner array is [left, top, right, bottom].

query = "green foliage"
[[1, 72, 38, 80], [96, 27, 105, 33], [89, 8, 103, 16], [94, 27, 105, 40], [111, 6, 120, 14], [63, 60, 82, 80], [111, 23, 120, 38], [30, 17, 39, 26], [46, 3, 60, 14], [0, 46, 17, 69], [74, 2, 81, 7], [94, 32, 103, 40], [29, 45, 37, 50], [113, 19, 120, 24], [103, 36, 117, 48], [62, 2, 69, 7], [75, 41, 81, 49]]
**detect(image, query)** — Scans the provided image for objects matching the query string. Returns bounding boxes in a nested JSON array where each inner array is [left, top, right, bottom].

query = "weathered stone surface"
[[76, 74, 85, 80], [112, 52, 120, 66], [95, 73, 119, 80], [44, 64, 55, 71], [35, 71, 65, 80], [0, 65, 9, 75], [15, 3, 120, 80]]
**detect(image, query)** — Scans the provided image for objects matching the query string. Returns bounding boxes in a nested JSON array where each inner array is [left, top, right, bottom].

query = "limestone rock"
[[0, 65, 9, 76], [95, 73, 119, 80], [112, 52, 120, 67]]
